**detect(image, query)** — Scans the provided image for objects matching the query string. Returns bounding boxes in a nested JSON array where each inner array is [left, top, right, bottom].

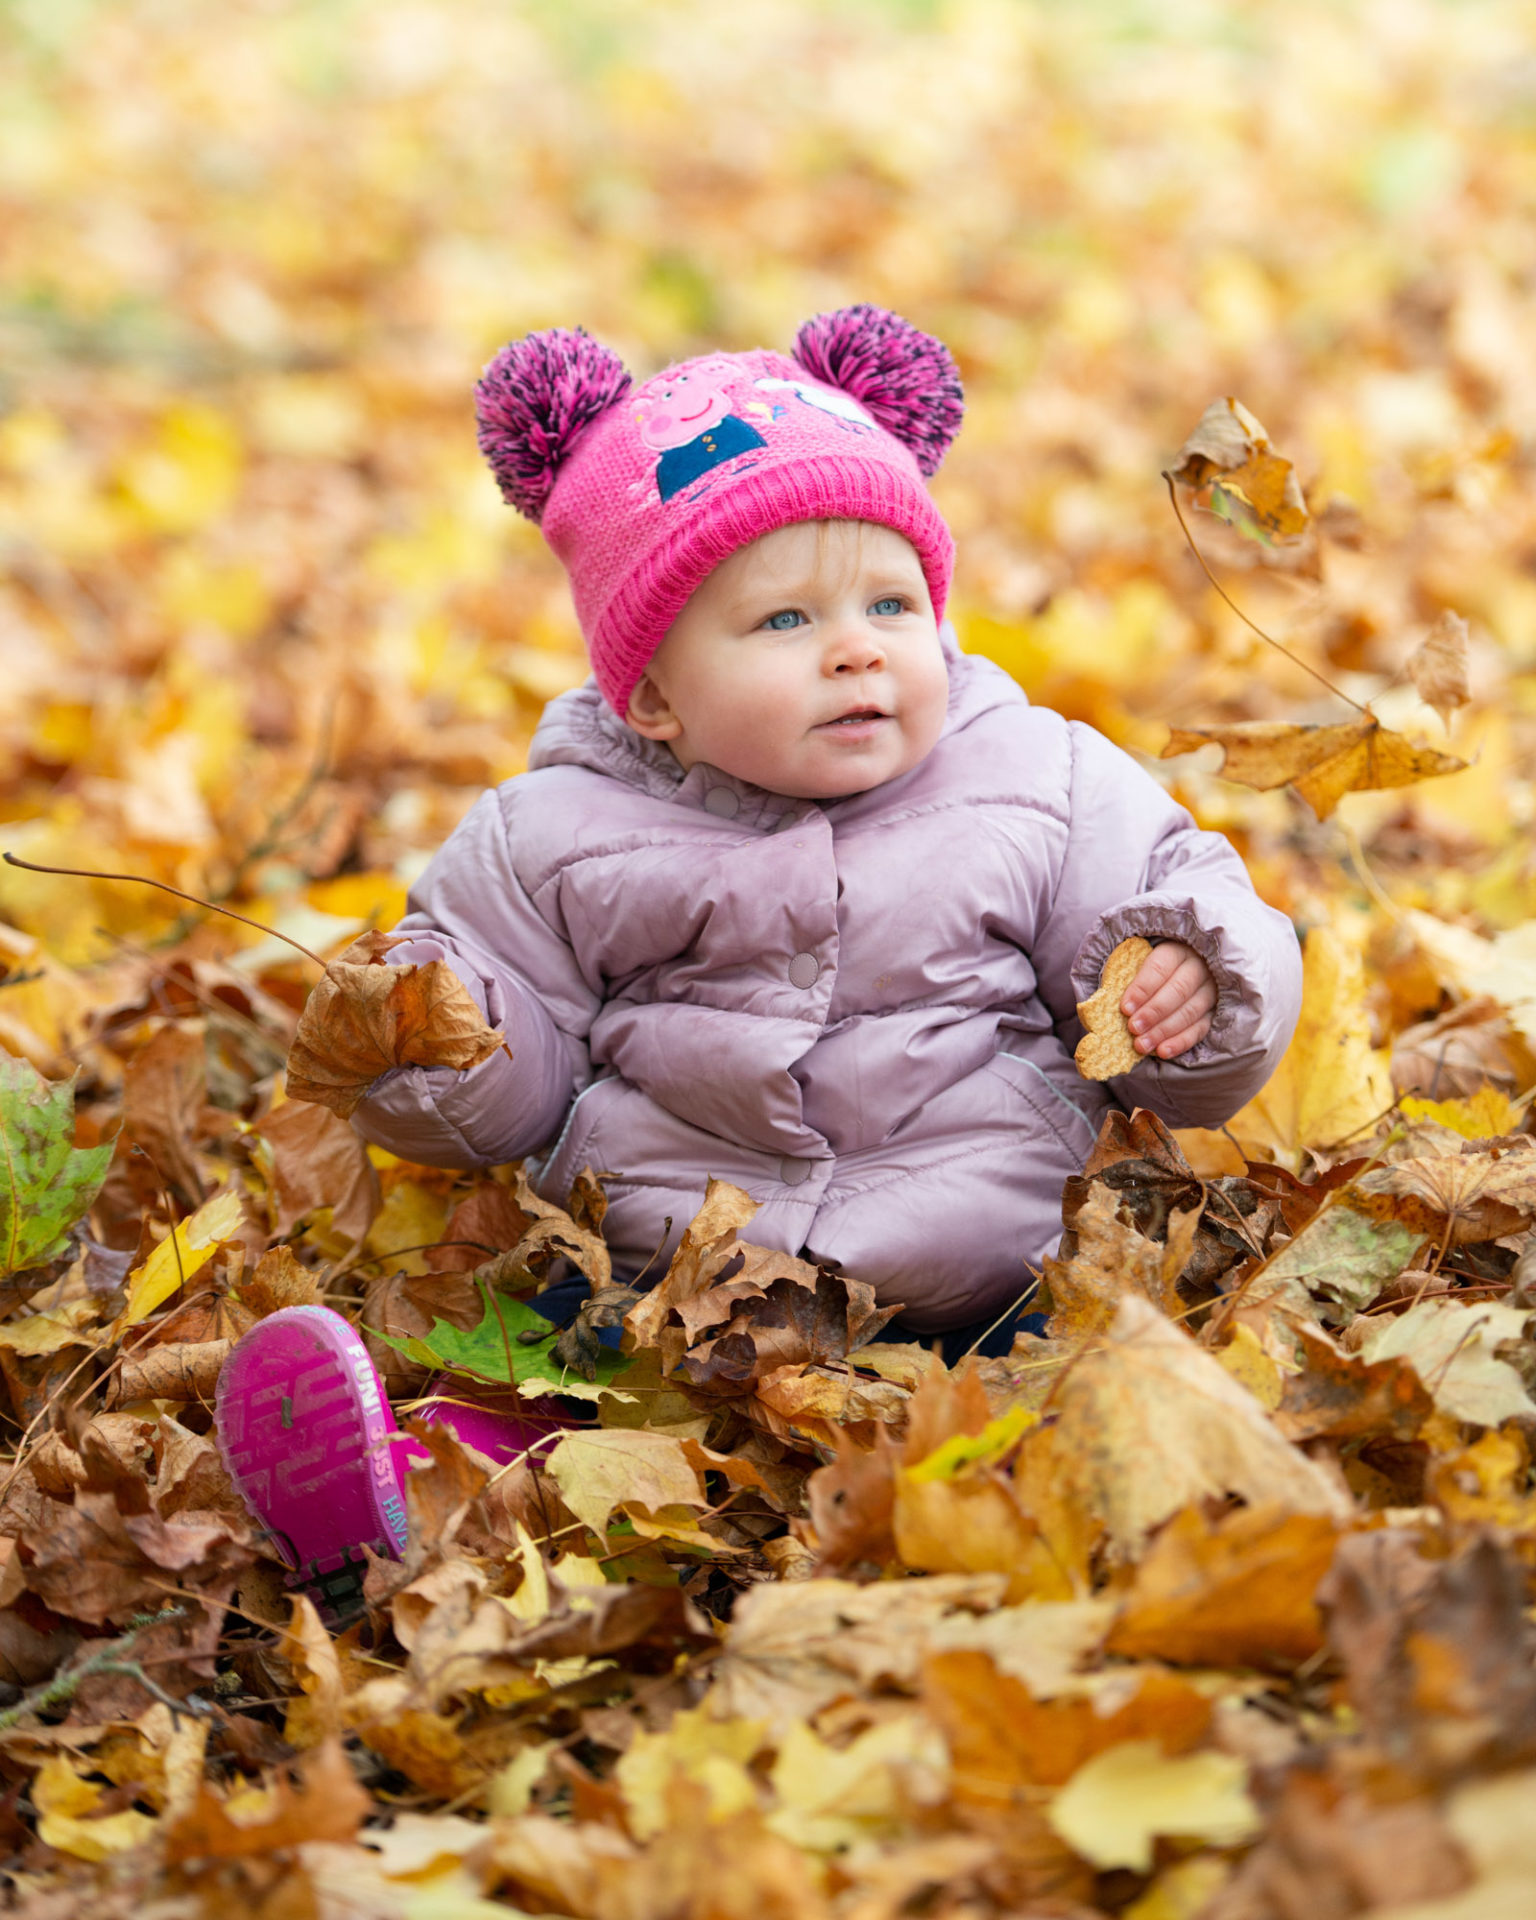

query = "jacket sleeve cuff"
[[350, 939, 579, 1165], [1070, 898, 1242, 1069]]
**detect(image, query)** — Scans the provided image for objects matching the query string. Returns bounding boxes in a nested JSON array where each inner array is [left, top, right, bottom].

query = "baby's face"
[[625, 522, 949, 800]]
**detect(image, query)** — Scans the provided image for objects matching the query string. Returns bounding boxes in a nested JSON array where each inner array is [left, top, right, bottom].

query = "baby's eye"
[[869, 596, 905, 616], [762, 610, 805, 631]]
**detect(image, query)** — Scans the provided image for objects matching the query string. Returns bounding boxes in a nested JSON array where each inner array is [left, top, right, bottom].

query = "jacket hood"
[[525, 621, 1024, 798]]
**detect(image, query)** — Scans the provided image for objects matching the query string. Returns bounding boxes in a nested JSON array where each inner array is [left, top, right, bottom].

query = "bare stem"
[[1162, 473, 1370, 714], [1, 852, 326, 968]]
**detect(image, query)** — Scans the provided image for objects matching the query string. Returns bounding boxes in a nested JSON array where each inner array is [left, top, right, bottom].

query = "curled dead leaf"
[[1168, 397, 1310, 542], [1408, 610, 1472, 727], [284, 929, 507, 1119], [109, 1337, 230, 1407]]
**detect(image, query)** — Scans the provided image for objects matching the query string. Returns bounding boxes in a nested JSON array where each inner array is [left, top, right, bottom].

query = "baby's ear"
[[792, 305, 963, 477], [623, 673, 682, 741], [475, 328, 631, 522]]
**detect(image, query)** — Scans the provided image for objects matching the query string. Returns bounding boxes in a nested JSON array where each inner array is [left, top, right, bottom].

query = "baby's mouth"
[[819, 708, 888, 728]]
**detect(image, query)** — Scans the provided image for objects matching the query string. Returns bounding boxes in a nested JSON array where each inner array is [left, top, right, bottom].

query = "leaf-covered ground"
[[4, 1, 1536, 1914]]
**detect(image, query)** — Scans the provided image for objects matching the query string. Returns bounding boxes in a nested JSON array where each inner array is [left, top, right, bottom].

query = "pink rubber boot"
[[216, 1306, 576, 1620]]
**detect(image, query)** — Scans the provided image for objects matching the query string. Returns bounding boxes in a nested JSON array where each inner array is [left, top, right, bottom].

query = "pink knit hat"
[[475, 306, 963, 715]]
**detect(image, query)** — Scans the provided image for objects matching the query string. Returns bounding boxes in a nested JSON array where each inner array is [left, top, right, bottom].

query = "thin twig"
[[1163, 473, 1370, 713], [0, 1607, 199, 1730], [1, 854, 327, 969]]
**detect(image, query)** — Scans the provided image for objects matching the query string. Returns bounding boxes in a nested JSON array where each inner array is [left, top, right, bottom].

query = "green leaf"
[[1257, 1202, 1424, 1317], [0, 1056, 113, 1279], [371, 1280, 635, 1397]]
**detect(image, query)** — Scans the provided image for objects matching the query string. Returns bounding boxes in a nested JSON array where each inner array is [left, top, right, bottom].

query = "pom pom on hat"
[[476, 328, 633, 522], [792, 304, 963, 478]]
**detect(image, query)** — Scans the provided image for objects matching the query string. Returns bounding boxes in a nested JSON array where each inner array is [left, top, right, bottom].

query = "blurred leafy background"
[[1, 0, 1533, 1026]]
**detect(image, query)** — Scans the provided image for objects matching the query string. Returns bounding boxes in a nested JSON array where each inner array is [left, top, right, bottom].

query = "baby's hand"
[[1121, 941, 1216, 1059]]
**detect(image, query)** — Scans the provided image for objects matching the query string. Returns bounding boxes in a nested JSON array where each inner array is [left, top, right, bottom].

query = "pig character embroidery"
[[634, 358, 767, 502]]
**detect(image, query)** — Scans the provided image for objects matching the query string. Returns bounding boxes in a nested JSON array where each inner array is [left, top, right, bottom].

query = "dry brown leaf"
[[164, 1738, 369, 1862], [1273, 1322, 1431, 1442], [1051, 1295, 1351, 1554], [1353, 1138, 1536, 1244], [253, 1095, 380, 1245], [1162, 716, 1467, 820], [284, 929, 507, 1118], [236, 1244, 324, 1318], [22, 1489, 253, 1625], [1073, 936, 1150, 1080], [1042, 1183, 1181, 1340], [121, 1020, 208, 1209], [1105, 1504, 1341, 1668], [110, 1337, 229, 1406], [922, 1648, 1212, 1793], [711, 1574, 1010, 1730], [623, 1176, 762, 1351], [1167, 396, 1310, 540], [1408, 610, 1472, 726]]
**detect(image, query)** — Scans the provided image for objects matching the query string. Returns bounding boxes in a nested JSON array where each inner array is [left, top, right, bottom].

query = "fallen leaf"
[[1403, 912, 1536, 1048], [284, 929, 507, 1119], [31, 1752, 158, 1861], [23, 1488, 251, 1624], [1274, 1322, 1431, 1442], [545, 1427, 706, 1537], [1048, 1740, 1260, 1871], [0, 1055, 112, 1279], [615, 1706, 765, 1840], [372, 1277, 632, 1398], [711, 1574, 1010, 1730], [164, 1737, 370, 1862], [1399, 1085, 1526, 1141], [622, 1176, 762, 1351], [1320, 1532, 1536, 1771], [1162, 716, 1466, 820], [922, 1649, 1214, 1794], [1354, 1139, 1536, 1244], [1050, 1295, 1351, 1554], [1106, 1503, 1340, 1668], [120, 1186, 246, 1327], [110, 1336, 229, 1405], [1409, 610, 1472, 727], [1357, 1298, 1536, 1426], [767, 1712, 948, 1853], [1229, 927, 1394, 1162], [1248, 1200, 1425, 1319], [0, 1299, 101, 1356], [236, 1243, 324, 1318], [1042, 1183, 1182, 1340], [1168, 396, 1310, 542], [121, 1019, 208, 1208], [253, 1095, 380, 1245]]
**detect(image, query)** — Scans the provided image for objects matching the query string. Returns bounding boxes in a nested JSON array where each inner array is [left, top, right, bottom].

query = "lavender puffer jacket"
[[354, 630, 1302, 1333]]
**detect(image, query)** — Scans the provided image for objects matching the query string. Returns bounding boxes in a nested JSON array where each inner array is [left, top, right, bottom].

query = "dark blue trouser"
[[527, 1271, 1045, 1366]]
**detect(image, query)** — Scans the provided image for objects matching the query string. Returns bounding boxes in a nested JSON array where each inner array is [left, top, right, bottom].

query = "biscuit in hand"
[[1073, 936, 1153, 1080]]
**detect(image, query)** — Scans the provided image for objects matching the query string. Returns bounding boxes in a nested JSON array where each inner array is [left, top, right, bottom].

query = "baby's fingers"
[[1120, 941, 1190, 1010], [1124, 947, 1207, 1027], [1135, 979, 1218, 1056]]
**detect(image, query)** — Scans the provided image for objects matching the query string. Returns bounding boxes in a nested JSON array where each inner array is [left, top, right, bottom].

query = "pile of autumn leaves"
[[2, 942, 1536, 1920], [1, 403, 1534, 1913]]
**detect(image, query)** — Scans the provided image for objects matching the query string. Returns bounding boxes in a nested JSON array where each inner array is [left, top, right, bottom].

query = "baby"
[[215, 306, 1302, 1608]]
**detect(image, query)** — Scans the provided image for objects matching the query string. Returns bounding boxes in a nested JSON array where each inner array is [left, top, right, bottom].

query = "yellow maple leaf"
[[1229, 926, 1392, 1164], [1049, 1740, 1260, 1871], [121, 1187, 246, 1327], [1162, 717, 1466, 820]]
